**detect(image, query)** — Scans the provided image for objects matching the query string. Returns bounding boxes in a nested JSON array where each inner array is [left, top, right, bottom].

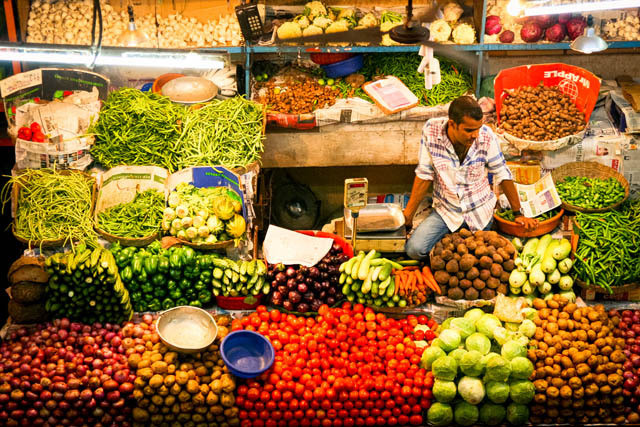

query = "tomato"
[[343, 417, 355, 427], [247, 388, 260, 401], [365, 416, 376, 426], [398, 415, 409, 426], [387, 416, 397, 426], [424, 330, 436, 341]]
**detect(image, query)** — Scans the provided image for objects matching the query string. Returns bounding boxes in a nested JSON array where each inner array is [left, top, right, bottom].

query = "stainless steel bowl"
[[161, 76, 218, 104], [156, 306, 218, 354]]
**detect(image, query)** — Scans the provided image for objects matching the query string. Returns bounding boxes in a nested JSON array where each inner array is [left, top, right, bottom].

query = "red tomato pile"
[[231, 303, 437, 427]]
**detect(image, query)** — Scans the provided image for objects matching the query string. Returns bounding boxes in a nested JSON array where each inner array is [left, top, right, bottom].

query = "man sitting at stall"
[[404, 95, 537, 260]]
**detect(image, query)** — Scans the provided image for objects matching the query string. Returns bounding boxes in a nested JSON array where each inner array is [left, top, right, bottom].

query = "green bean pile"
[[2, 169, 96, 248], [556, 176, 625, 210], [89, 88, 186, 171], [573, 200, 640, 292], [97, 189, 164, 238], [496, 207, 561, 222], [357, 54, 473, 107], [176, 97, 265, 170]]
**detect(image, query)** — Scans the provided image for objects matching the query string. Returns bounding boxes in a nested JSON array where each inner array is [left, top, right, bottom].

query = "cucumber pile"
[[339, 250, 410, 308], [44, 244, 133, 324], [212, 258, 269, 298]]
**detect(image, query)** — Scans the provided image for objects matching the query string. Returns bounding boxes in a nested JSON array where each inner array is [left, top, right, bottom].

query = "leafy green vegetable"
[[454, 401, 479, 426], [427, 402, 454, 426], [432, 380, 457, 403]]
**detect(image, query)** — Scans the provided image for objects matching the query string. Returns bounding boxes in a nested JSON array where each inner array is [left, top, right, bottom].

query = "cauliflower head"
[[452, 23, 476, 44], [326, 20, 350, 34], [313, 16, 333, 30], [302, 24, 323, 37], [443, 2, 464, 22], [431, 19, 452, 42], [277, 21, 303, 40], [358, 12, 378, 28], [294, 15, 310, 30], [337, 8, 355, 20], [304, 1, 327, 20]]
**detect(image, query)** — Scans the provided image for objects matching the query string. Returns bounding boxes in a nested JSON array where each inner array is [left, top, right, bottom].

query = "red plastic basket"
[[216, 294, 263, 310], [294, 230, 354, 258], [309, 53, 355, 66]]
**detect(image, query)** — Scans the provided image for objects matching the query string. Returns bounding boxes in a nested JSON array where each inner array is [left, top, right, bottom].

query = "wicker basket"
[[551, 161, 629, 213]]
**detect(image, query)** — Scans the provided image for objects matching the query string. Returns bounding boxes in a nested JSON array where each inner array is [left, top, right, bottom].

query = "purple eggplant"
[[297, 283, 308, 294], [288, 291, 302, 304], [296, 303, 310, 313]]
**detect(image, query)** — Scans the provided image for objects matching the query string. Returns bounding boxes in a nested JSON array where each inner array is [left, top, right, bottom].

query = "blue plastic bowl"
[[220, 330, 274, 378], [321, 54, 364, 78]]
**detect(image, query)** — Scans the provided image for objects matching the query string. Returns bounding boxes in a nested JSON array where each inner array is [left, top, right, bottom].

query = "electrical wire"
[[89, 0, 103, 68]]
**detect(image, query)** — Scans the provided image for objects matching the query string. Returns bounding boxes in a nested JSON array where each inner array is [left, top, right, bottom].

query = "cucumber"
[[357, 250, 377, 281]]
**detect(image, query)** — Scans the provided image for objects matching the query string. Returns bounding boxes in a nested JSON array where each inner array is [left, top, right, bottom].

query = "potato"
[[499, 271, 510, 283], [503, 259, 515, 272], [434, 270, 451, 285], [441, 249, 453, 261], [466, 267, 480, 280], [453, 253, 461, 262], [456, 271, 465, 280], [497, 284, 508, 295], [489, 237, 504, 248], [490, 264, 503, 278], [465, 288, 479, 300], [456, 243, 468, 255], [472, 278, 485, 290], [497, 247, 510, 261], [446, 259, 459, 273], [475, 246, 488, 257], [448, 276, 459, 287], [479, 256, 493, 269], [487, 277, 500, 289], [459, 254, 477, 271], [480, 288, 496, 300], [459, 228, 472, 238], [448, 287, 464, 300], [479, 269, 491, 281], [430, 256, 446, 271], [492, 253, 504, 264], [459, 279, 472, 289]]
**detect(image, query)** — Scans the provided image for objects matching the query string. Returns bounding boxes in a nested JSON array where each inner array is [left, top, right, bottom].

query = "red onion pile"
[[612, 309, 640, 424], [0, 319, 134, 427]]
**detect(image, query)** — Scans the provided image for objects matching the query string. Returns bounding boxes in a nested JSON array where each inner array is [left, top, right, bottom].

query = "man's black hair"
[[448, 96, 483, 124]]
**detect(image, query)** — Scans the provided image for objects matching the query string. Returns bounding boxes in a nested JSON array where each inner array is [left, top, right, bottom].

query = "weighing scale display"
[[344, 178, 368, 210]]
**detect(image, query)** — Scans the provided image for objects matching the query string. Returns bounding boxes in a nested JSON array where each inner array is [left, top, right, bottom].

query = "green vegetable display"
[[422, 310, 535, 426], [97, 189, 165, 238], [556, 176, 625, 209], [164, 183, 246, 244], [573, 200, 640, 291], [110, 241, 268, 312], [496, 207, 561, 222], [44, 244, 133, 324], [90, 89, 265, 172], [509, 234, 575, 302], [2, 169, 96, 248], [357, 54, 473, 106]]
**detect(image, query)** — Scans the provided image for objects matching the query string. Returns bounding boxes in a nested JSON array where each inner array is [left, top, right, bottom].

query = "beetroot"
[[499, 30, 515, 43], [558, 13, 572, 25], [535, 15, 556, 29], [545, 23, 566, 42], [521, 22, 543, 42], [566, 17, 587, 40], [485, 15, 502, 35]]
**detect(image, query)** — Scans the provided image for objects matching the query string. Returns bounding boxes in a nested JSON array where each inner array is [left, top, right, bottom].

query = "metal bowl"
[[161, 76, 218, 104], [156, 306, 218, 354]]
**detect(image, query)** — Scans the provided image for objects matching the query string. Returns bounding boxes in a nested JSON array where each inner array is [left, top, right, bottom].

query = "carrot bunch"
[[393, 266, 441, 306]]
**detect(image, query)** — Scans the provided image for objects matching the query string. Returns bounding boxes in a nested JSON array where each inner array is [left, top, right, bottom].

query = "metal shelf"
[[481, 40, 640, 50], [246, 44, 482, 53]]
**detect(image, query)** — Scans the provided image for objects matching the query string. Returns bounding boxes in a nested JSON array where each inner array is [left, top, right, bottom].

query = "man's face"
[[448, 116, 483, 147]]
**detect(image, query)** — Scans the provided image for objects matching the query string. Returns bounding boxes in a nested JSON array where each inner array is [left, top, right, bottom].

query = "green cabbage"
[[454, 401, 479, 426], [510, 357, 534, 380], [427, 402, 453, 426], [432, 355, 458, 381], [506, 403, 530, 425], [465, 332, 491, 355], [485, 355, 511, 382], [464, 308, 485, 324], [438, 329, 462, 352], [479, 403, 506, 426], [509, 380, 535, 404], [486, 381, 510, 404], [476, 314, 502, 339], [420, 346, 446, 370], [501, 340, 527, 361], [460, 350, 484, 377], [449, 348, 468, 364], [432, 380, 457, 403], [450, 317, 476, 339], [493, 326, 510, 346], [458, 376, 485, 405], [225, 214, 246, 238], [518, 319, 536, 338]]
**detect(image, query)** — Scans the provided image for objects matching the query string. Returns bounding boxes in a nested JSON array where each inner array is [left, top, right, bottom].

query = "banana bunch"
[[211, 258, 268, 297], [338, 250, 412, 308], [201, 68, 237, 98]]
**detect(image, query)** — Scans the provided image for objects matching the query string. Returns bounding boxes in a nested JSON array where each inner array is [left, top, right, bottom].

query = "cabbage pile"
[[163, 183, 246, 244], [422, 309, 536, 426]]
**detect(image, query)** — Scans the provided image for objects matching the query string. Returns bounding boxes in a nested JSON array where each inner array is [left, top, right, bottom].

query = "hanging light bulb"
[[506, 0, 523, 17], [118, 5, 150, 47]]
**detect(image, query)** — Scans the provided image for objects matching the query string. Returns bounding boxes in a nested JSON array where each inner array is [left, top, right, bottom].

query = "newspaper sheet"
[[515, 173, 562, 218]]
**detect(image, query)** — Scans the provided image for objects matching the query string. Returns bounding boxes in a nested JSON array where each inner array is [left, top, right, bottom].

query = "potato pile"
[[430, 229, 516, 300], [128, 316, 240, 427], [528, 296, 626, 425], [499, 83, 586, 141]]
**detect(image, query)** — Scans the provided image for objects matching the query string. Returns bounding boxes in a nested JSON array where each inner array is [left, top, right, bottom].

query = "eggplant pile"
[[267, 243, 349, 313]]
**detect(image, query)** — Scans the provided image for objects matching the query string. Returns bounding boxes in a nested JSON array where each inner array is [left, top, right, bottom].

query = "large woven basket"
[[551, 161, 629, 213]]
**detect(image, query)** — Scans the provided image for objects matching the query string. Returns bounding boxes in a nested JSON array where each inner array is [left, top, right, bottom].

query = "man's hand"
[[403, 211, 414, 230], [515, 215, 538, 231]]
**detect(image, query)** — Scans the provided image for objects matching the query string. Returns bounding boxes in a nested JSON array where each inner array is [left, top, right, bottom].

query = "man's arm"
[[500, 180, 538, 231], [404, 176, 432, 227]]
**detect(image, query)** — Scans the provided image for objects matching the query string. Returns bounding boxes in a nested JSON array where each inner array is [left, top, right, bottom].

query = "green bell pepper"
[[169, 288, 182, 300], [178, 278, 191, 290], [182, 247, 196, 266], [194, 280, 207, 291], [198, 291, 212, 305], [169, 268, 182, 280], [169, 251, 183, 269], [162, 298, 175, 310], [141, 283, 154, 294], [144, 256, 159, 275], [120, 266, 133, 282], [132, 255, 144, 275], [148, 298, 161, 312], [152, 274, 164, 286], [153, 286, 165, 298], [158, 256, 170, 274], [189, 300, 202, 308], [176, 297, 188, 306]]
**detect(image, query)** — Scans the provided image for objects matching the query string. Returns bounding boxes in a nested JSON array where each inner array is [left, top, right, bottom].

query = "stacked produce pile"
[[528, 296, 626, 424], [26, 0, 242, 47], [495, 207, 560, 223], [573, 200, 640, 291], [267, 242, 348, 313], [2, 169, 96, 248], [164, 183, 246, 244], [603, 16, 640, 41], [421, 308, 535, 426], [232, 304, 436, 427], [256, 77, 340, 115], [126, 314, 239, 426], [97, 189, 165, 239], [0, 319, 134, 426], [556, 176, 626, 210], [90, 89, 264, 172], [429, 2, 477, 45], [611, 309, 640, 423], [7, 257, 49, 324], [499, 83, 586, 141], [44, 245, 133, 324], [430, 229, 516, 301], [508, 235, 575, 301]]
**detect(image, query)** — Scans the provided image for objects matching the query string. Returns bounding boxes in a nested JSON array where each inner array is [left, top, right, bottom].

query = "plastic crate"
[[216, 294, 263, 310], [320, 55, 364, 79]]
